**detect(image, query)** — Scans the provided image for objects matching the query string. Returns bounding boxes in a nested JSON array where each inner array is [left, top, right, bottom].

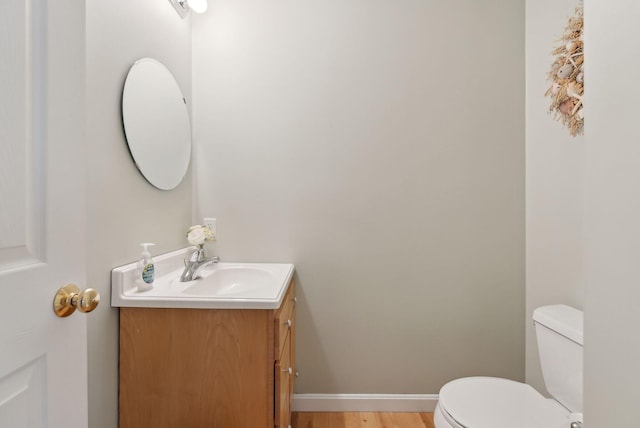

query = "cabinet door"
[[120, 308, 271, 427], [275, 332, 292, 428]]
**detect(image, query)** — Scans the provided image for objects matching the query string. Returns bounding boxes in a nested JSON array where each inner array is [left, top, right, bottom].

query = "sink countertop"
[[111, 247, 295, 310]]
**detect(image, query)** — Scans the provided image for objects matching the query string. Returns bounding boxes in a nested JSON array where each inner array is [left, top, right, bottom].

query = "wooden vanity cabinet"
[[119, 279, 295, 428]]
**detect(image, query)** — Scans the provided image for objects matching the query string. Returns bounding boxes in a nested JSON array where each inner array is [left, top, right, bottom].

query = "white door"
[[0, 0, 88, 427]]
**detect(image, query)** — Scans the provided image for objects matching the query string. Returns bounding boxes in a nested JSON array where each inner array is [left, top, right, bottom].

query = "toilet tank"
[[533, 304, 583, 413]]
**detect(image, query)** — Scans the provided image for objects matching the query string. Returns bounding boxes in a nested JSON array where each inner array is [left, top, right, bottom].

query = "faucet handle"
[[212, 256, 220, 263]]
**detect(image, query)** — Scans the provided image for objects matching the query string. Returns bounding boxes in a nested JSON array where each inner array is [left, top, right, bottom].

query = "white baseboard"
[[292, 394, 439, 412]]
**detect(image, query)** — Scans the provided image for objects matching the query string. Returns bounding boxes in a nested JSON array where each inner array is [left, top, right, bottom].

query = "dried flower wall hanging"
[[546, 5, 584, 137]]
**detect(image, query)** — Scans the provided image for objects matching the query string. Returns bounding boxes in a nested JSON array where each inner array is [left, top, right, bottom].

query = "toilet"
[[434, 305, 583, 428]]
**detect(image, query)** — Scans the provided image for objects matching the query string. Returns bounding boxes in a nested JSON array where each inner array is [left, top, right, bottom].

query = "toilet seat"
[[436, 377, 569, 428]]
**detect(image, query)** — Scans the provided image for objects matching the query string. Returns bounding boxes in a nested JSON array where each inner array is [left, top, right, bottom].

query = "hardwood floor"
[[292, 412, 435, 428]]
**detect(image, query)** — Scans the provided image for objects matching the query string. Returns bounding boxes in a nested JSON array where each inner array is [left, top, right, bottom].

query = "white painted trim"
[[292, 394, 439, 413]]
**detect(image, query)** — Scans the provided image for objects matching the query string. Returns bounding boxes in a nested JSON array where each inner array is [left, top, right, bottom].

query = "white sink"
[[171, 263, 288, 298], [111, 247, 294, 309]]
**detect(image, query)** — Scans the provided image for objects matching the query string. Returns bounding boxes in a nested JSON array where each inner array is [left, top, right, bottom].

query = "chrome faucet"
[[179, 247, 219, 282]]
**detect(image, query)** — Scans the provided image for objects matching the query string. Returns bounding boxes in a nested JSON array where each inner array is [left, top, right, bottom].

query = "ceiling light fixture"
[[168, 0, 208, 19]]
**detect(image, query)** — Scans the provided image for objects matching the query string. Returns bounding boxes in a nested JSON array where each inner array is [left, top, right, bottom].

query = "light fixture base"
[[168, 0, 189, 19]]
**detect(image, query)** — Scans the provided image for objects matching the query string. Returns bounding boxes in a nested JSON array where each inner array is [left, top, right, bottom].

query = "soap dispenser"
[[136, 243, 155, 292]]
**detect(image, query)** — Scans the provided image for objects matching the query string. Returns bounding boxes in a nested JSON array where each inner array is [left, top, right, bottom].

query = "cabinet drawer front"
[[275, 281, 295, 358]]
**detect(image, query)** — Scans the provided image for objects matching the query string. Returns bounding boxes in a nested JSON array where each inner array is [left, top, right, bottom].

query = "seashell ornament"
[[566, 82, 581, 98], [559, 99, 575, 116], [557, 64, 574, 79]]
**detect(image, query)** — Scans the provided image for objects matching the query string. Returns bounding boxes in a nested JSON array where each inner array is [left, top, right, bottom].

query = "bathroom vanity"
[[112, 248, 296, 428], [119, 279, 295, 427]]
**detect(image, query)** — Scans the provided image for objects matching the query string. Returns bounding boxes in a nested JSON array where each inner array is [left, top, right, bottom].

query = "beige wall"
[[86, 1, 192, 427], [524, 0, 585, 394], [583, 1, 640, 425], [193, 0, 525, 394]]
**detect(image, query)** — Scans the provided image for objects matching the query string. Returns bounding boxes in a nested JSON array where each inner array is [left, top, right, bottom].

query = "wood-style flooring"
[[292, 412, 435, 428]]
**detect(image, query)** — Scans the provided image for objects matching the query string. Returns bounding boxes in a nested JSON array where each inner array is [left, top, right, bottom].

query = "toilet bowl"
[[434, 377, 569, 428], [434, 305, 583, 428]]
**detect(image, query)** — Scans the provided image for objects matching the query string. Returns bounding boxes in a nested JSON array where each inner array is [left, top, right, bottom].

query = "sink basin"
[[171, 264, 288, 298], [111, 247, 294, 309]]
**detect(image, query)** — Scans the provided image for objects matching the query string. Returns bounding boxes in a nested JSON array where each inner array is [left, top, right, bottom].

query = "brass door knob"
[[53, 284, 100, 317]]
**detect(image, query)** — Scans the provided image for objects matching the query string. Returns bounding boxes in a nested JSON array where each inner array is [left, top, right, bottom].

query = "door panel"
[[0, 357, 45, 427], [0, 0, 46, 271]]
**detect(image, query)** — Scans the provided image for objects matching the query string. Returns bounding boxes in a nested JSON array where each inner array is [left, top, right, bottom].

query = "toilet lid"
[[438, 377, 568, 428]]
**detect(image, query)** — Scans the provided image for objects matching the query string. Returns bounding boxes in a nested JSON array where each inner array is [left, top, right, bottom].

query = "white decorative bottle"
[[136, 243, 155, 292]]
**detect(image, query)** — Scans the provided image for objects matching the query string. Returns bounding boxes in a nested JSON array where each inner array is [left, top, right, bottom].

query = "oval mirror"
[[122, 58, 191, 190]]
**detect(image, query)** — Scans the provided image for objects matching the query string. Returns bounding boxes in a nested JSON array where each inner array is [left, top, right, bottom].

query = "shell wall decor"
[[546, 5, 584, 137]]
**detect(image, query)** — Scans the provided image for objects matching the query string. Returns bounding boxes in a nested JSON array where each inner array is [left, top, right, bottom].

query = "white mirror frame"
[[122, 58, 191, 190]]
